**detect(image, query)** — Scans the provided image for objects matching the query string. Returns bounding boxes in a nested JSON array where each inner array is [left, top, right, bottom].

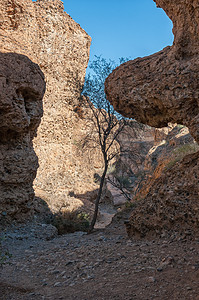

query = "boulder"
[[105, 0, 199, 143]]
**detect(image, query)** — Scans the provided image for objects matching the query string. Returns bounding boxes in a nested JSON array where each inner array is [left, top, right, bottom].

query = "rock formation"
[[138, 125, 198, 198], [0, 0, 103, 214], [105, 0, 199, 237], [0, 52, 45, 222], [126, 151, 199, 238], [105, 0, 199, 144], [1, 0, 198, 229]]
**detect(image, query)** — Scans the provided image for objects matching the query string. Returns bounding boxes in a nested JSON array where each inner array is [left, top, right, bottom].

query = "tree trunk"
[[88, 161, 108, 233]]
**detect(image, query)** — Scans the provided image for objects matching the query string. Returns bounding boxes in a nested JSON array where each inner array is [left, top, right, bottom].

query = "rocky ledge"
[[105, 0, 199, 143]]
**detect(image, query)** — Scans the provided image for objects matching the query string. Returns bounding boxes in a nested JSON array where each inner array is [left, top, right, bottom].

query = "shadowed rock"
[[105, 0, 199, 237], [105, 0, 199, 143], [0, 0, 95, 207], [0, 53, 45, 222]]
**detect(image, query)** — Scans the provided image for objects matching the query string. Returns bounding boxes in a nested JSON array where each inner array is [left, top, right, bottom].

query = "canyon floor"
[[1, 214, 199, 300]]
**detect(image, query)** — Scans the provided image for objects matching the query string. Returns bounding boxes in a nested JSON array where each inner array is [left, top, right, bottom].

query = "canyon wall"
[[0, 0, 104, 214], [105, 0, 199, 237], [0, 52, 45, 222], [1, 0, 198, 227]]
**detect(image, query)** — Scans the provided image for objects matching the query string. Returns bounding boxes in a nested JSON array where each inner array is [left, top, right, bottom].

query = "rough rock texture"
[[0, 52, 45, 221], [105, 0, 199, 236], [105, 0, 199, 143], [115, 124, 197, 200], [0, 0, 99, 213], [2, 221, 199, 300], [126, 151, 199, 238], [113, 122, 164, 199], [137, 125, 198, 199]]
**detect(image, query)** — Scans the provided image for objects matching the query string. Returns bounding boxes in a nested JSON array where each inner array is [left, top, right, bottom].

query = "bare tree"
[[82, 56, 129, 233]]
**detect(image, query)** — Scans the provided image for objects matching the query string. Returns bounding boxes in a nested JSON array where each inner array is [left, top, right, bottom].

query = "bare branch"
[[81, 56, 131, 232]]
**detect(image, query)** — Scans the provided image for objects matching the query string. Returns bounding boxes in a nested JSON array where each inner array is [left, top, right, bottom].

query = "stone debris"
[[1, 220, 199, 299]]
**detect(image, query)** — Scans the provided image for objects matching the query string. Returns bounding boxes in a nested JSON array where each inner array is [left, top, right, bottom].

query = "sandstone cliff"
[[1, 0, 198, 229], [0, 52, 45, 222], [105, 0, 199, 237], [0, 0, 104, 214]]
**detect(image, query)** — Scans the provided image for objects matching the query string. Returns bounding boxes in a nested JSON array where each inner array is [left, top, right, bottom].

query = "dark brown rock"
[[0, 53, 45, 222]]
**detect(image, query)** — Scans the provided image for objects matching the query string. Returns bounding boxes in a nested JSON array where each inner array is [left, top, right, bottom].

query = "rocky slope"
[[105, 0, 199, 237], [136, 126, 198, 200], [112, 123, 197, 202], [0, 52, 45, 222], [126, 150, 199, 238]]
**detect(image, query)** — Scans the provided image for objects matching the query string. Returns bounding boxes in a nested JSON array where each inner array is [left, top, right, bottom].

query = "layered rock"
[[0, 53, 45, 222], [105, 0, 199, 143], [105, 0, 199, 236]]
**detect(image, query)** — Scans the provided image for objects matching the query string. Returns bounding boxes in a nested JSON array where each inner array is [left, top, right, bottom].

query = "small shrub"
[[94, 173, 101, 183], [165, 157, 179, 170], [115, 175, 132, 189], [174, 143, 199, 155], [177, 124, 185, 129], [0, 237, 12, 266], [48, 210, 90, 235], [165, 143, 199, 170], [107, 164, 116, 176], [125, 201, 136, 209]]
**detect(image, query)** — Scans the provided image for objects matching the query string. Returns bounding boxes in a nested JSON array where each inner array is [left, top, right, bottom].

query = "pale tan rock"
[[0, 0, 103, 214], [0, 52, 45, 221], [105, 0, 199, 143]]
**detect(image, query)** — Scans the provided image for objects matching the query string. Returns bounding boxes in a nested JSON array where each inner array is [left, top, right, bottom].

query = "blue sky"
[[64, 0, 174, 62]]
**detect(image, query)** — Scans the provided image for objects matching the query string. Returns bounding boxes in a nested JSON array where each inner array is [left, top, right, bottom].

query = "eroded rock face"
[[156, 0, 199, 58], [126, 151, 199, 238], [105, 0, 199, 237], [105, 0, 199, 143], [0, 0, 100, 213], [0, 53, 45, 221]]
